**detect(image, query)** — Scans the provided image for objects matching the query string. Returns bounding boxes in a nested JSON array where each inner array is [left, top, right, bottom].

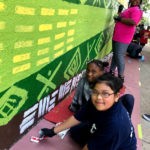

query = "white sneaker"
[[140, 55, 144, 61], [142, 114, 150, 122]]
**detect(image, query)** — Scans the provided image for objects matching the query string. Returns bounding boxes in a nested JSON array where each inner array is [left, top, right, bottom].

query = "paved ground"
[[140, 44, 150, 150]]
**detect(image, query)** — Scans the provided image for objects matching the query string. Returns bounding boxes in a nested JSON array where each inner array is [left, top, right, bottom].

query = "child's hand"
[[113, 15, 122, 22], [40, 127, 56, 137]]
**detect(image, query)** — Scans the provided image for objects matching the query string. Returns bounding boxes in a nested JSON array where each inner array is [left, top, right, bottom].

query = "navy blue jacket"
[[74, 100, 137, 150]]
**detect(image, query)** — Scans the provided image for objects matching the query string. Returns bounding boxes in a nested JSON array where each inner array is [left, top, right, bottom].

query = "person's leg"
[[69, 122, 91, 147], [110, 41, 129, 77], [114, 42, 129, 81], [110, 40, 117, 74], [120, 94, 135, 117], [115, 42, 129, 75]]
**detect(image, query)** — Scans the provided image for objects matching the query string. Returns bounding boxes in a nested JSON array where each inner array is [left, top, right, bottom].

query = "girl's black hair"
[[87, 59, 109, 71], [118, 4, 124, 14], [129, 0, 142, 4], [128, 0, 142, 8], [93, 73, 123, 94]]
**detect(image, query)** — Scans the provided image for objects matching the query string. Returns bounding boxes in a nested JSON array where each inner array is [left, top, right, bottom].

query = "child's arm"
[[54, 115, 80, 133], [39, 115, 80, 138]]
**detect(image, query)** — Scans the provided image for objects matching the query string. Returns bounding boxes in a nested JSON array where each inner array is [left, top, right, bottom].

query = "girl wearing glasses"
[[40, 73, 136, 150]]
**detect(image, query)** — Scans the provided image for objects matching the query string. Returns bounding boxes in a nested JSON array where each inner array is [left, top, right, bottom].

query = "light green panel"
[[0, 0, 115, 92]]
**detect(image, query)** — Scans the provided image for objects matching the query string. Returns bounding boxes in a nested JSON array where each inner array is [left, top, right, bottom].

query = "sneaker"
[[140, 55, 144, 61], [142, 114, 150, 122]]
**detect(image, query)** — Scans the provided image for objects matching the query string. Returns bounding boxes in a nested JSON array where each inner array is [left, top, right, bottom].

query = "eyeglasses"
[[91, 90, 114, 98]]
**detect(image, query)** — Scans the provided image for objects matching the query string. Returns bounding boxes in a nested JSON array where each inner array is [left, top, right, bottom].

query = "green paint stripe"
[[138, 124, 143, 139]]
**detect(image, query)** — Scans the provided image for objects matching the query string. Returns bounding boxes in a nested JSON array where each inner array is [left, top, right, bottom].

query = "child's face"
[[86, 63, 104, 83], [91, 82, 119, 111]]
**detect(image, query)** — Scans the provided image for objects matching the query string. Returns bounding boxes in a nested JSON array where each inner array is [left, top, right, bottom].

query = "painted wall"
[[0, 0, 122, 149]]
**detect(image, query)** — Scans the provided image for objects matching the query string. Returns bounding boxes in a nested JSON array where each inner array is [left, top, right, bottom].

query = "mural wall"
[[0, 0, 126, 149]]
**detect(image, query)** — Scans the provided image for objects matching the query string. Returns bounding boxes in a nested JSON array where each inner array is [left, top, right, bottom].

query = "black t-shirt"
[[74, 100, 137, 150]]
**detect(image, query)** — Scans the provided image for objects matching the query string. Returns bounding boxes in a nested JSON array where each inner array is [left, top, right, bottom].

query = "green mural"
[[0, 0, 117, 124], [0, 0, 119, 149], [66, 0, 118, 9], [0, 29, 112, 126], [0, 86, 28, 125], [0, 0, 116, 92]]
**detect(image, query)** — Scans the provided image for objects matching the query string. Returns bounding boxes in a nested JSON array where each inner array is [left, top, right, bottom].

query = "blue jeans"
[[110, 40, 129, 76]]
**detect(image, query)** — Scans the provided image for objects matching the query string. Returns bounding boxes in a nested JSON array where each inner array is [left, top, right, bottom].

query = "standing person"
[[109, 0, 143, 82], [139, 26, 150, 48], [39, 73, 137, 150], [69, 59, 109, 113]]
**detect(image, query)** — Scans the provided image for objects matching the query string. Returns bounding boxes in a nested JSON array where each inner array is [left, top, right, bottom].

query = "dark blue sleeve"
[[74, 100, 92, 122]]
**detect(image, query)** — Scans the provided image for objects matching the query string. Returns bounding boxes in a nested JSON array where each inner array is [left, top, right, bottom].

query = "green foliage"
[[141, 0, 150, 25], [142, 0, 150, 12]]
